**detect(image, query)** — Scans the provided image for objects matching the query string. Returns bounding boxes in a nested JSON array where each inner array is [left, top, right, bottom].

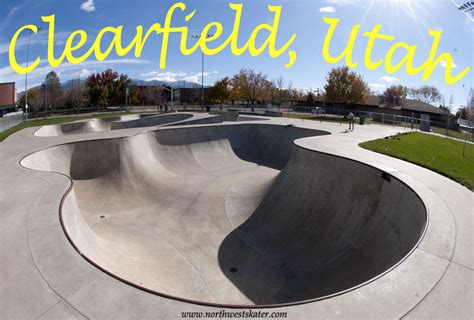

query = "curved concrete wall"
[[34, 113, 195, 137], [110, 113, 194, 130], [219, 145, 427, 304], [21, 124, 426, 306]]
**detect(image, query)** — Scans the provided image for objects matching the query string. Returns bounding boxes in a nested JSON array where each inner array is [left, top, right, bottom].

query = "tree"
[[324, 66, 369, 105], [231, 69, 273, 110], [64, 81, 87, 112], [85, 69, 132, 107], [41, 71, 63, 110], [408, 85, 441, 104], [272, 76, 292, 110], [467, 87, 474, 117], [380, 85, 408, 107], [457, 107, 469, 120], [127, 86, 142, 105], [144, 87, 166, 106], [18, 88, 43, 112], [209, 77, 231, 108], [306, 92, 315, 106]]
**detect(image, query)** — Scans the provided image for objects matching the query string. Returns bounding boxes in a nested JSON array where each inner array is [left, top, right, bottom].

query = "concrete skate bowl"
[[21, 124, 427, 307], [34, 113, 194, 137]]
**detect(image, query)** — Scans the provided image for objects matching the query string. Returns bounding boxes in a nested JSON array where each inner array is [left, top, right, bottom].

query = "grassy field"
[[360, 132, 474, 191], [0, 112, 138, 142]]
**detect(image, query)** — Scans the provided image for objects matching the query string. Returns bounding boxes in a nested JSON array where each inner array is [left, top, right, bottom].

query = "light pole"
[[24, 26, 43, 121], [192, 34, 214, 111], [161, 85, 174, 111]]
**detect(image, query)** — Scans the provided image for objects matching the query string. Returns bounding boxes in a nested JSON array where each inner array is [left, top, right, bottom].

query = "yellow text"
[[9, 3, 297, 74], [322, 17, 469, 85]]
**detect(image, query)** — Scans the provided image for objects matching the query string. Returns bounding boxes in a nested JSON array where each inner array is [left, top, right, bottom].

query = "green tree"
[[86, 69, 132, 107], [41, 71, 63, 110], [324, 66, 369, 105]]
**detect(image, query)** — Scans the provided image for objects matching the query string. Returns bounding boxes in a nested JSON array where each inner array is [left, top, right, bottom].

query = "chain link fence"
[[0, 112, 24, 132]]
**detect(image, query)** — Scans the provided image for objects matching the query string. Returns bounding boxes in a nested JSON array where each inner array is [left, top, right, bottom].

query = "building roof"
[[401, 98, 448, 115]]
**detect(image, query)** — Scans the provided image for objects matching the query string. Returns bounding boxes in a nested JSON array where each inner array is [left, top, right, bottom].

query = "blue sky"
[[0, 0, 472, 108]]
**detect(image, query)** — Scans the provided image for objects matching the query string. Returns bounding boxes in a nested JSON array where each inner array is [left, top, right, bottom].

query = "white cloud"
[[0, 31, 70, 55], [140, 70, 219, 83], [141, 71, 186, 82], [0, 5, 21, 31], [380, 76, 399, 83], [80, 0, 95, 12], [440, 59, 457, 69], [71, 68, 94, 79], [1, 58, 150, 91], [183, 75, 199, 83], [369, 83, 386, 92], [320, 6, 336, 13]]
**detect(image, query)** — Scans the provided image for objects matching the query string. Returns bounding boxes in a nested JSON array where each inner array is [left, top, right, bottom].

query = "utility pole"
[[24, 27, 43, 121], [201, 51, 204, 110], [183, 80, 186, 110], [45, 78, 48, 118], [192, 33, 214, 111]]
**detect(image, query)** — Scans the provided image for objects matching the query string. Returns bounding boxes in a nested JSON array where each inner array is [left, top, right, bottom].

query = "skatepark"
[[0, 112, 472, 318]]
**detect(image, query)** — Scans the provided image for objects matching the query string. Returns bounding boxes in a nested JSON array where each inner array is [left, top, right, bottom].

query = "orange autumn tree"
[[324, 66, 369, 105]]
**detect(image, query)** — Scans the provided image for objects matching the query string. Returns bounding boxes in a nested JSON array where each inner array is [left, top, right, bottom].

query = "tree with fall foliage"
[[209, 77, 231, 108], [18, 88, 43, 112], [324, 66, 369, 105], [380, 85, 408, 107], [231, 69, 273, 110]]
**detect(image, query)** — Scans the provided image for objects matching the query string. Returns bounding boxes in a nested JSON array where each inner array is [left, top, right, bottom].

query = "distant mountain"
[[19, 79, 205, 95], [61, 79, 86, 91], [132, 79, 206, 89]]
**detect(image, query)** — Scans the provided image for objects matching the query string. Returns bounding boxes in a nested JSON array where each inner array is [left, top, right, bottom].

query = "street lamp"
[[161, 85, 174, 111], [192, 34, 214, 111], [24, 26, 43, 121]]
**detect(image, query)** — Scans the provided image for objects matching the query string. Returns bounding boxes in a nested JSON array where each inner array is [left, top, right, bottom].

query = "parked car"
[[311, 107, 325, 114]]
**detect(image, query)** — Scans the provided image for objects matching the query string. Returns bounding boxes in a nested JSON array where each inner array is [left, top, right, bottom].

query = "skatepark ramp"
[[34, 113, 194, 137], [22, 124, 427, 307]]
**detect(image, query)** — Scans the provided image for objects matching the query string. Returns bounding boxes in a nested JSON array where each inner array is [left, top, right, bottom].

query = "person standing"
[[348, 112, 355, 131]]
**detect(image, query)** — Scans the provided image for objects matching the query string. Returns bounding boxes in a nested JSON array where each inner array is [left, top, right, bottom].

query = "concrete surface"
[[0, 113, 472, 319], [21, 124, 427, 306], [34, 113, 216, 137]]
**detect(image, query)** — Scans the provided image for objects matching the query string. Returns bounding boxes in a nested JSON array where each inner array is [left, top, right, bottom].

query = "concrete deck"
[[0, 114, 472, 319]]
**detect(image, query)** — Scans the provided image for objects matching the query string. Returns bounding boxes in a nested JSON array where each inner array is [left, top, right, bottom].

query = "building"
[[136, 85, 172, 106], [0, 82, 17, 114], [293, 95, 450, 125], [174, 87, 210, 105]]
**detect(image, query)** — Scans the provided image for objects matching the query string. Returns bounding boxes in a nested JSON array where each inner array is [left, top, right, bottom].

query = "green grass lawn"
[[0, 112, 138, 142], [360, 132, 474, 191]]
